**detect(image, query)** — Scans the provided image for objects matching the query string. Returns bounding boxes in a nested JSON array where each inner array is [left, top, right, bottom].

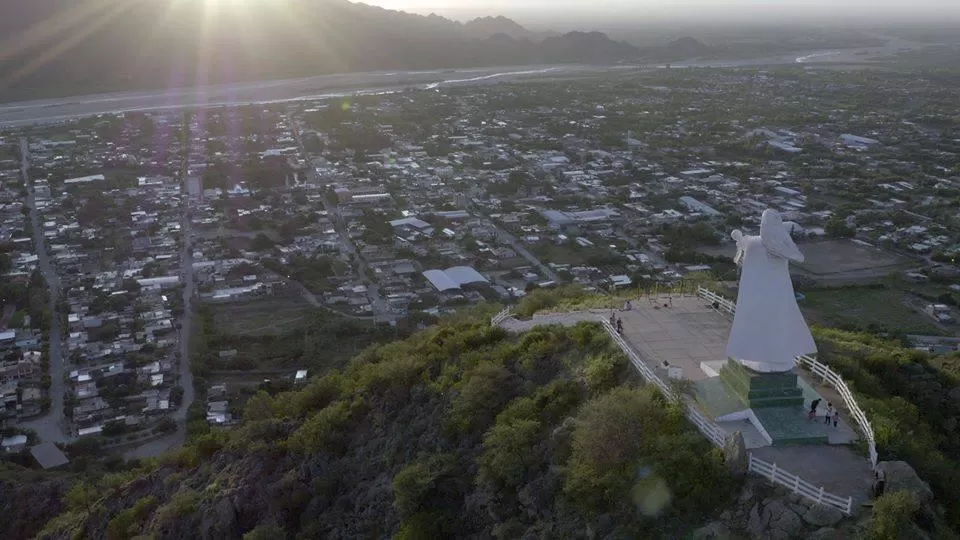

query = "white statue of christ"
[[726, 209, 817, 373]]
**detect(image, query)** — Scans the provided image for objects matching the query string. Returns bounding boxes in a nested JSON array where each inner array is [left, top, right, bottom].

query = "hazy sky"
[[365, 0, 960, 25]]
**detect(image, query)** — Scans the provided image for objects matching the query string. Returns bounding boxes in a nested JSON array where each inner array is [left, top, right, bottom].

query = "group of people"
[[807, 398, 840, 427]]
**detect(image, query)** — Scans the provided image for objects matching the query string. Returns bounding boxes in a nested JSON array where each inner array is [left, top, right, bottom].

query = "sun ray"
[[0, 0, 136, 93], [0, 0, 121, 64]]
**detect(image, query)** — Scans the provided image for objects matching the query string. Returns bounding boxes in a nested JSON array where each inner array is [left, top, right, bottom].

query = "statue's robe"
[[726, 234, 816, 373]]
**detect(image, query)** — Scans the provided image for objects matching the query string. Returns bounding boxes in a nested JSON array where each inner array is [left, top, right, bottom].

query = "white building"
[[678, 196, 720, 217]]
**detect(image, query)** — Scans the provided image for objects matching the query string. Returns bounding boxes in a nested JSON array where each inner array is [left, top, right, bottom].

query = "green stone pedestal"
[[719, 360, 805, 409]]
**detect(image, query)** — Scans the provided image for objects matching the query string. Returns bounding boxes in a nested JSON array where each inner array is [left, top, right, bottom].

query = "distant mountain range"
[[0, 0, 710, 101]]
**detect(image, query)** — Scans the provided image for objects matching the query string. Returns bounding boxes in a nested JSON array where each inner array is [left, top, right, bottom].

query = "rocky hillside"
[[28, 314, 738, 539]]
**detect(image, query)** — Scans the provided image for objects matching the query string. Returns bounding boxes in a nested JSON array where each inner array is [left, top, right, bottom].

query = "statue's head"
[[760, 209, 804, 263]]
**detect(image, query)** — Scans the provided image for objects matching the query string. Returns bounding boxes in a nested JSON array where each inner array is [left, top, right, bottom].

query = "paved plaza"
[[617, 295, 731, 382]]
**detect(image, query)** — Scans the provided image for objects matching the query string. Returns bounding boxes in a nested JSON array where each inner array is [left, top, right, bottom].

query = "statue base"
[[719, 360, 805, 409]]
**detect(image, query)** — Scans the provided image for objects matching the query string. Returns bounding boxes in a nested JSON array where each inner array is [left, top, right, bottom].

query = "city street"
[[174, 199, 195, 424], [17, 137, 71, 443]]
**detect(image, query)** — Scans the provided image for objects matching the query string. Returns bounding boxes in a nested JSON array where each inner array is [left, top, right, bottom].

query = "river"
[[0, 36, 925, 128]]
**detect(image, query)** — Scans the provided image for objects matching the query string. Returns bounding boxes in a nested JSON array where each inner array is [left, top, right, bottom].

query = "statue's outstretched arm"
[[731, 230, 745, 265]]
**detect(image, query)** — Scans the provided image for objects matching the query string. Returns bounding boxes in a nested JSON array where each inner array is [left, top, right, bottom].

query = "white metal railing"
[[602, 318, 675, 398], [602, 319, 730, 447], [697, 286, 736, 315], [749, 455, 854, 515], [797, 354, 878, 468], [490, 307, 512, 326], [685, 402, 727, 446]]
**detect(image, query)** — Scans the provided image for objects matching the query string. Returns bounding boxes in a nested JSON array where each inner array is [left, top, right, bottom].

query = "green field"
[[801, 286, 945, 335], [197, 297, 397, 378], [210, 298, 314, 337]]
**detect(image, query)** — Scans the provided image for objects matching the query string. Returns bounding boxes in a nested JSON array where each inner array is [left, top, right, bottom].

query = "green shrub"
[[395, 511, 451, 540], [157, 488, 201, 524], [450, 362, 517, 433], [584, 353, 627, 395], [105, 493, 159, 538], [243, 391, 277, 421], [492, 379, 583, 450], [286, 401, 352, 455], [243, 523, 287, 540], [392, 454, 456, 518], [868, 490, 919, 540], [477, 418, 542, 489], [564, 386, 669, 511]]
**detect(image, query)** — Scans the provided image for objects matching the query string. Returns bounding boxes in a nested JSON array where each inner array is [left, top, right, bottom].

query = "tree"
[[477, 418, 542, 489], [825, 217, 856, 238], [869, 490, 920, 540], [251, 233, 275, 252]]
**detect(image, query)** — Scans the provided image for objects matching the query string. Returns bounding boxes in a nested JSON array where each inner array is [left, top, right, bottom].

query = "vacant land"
[[198, 297, 398, 380], [793, 240, 914, 276], [209, 298, 313, 337], [699, 239, 915, 283], [531, 243, 589, 266], [801, 286, 945, 335]]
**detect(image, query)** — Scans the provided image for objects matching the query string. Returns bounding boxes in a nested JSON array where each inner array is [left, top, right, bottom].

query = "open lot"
[[700, 239, 916, 283], [200, 297, 396, 380], [800, 286, 945, 335], [793, 240, 914, 276], [209, 297, 314, 337]]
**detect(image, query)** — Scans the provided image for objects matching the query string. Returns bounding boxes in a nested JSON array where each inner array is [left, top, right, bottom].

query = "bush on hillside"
[[869, 490, 920, 540]]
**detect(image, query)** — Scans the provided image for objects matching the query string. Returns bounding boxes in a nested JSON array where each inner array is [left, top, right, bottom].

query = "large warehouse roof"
[[422, 266, 488, 292]]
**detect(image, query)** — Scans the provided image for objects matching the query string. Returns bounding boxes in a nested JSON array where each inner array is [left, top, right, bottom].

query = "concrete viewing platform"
[[499, 293, 874, 508], [616, 295, 858, 448], [512, 295, 860, 450]]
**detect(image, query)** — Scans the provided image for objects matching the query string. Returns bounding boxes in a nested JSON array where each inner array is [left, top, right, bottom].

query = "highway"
[[17, 137, 71, 443]]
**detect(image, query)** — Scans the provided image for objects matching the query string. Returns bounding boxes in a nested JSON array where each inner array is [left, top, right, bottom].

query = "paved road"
[[174, 158, 196, 425], [312, 174, 394, 322], [475, 209, 559, 283], [17, 137, 71, 443]]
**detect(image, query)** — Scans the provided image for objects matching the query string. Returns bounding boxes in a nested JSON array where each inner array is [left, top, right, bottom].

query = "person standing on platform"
[[825, 403, 834, 424], [616, 318, 623, 335], [808, 398, 821, 421]]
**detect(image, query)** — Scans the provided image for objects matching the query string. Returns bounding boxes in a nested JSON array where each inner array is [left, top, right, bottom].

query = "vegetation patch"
[[801, 285, 944, 335]]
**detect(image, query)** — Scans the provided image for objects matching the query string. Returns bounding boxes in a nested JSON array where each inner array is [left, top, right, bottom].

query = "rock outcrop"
[[877, 460, 934, 505], [700, 478, 859, 540], [723, 431, 748, 477]]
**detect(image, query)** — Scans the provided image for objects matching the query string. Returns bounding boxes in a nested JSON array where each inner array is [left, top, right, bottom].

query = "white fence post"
[[793, 476, 800, 493], [818, 486, 824, 504], [770, 462, 778, 481]]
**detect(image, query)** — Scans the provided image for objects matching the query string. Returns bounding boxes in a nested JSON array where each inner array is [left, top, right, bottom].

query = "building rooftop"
[[30, 442, 70, 469]]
